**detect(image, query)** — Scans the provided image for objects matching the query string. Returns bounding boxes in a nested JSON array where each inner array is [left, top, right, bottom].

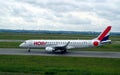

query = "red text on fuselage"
[[34, 41, 46, 45]]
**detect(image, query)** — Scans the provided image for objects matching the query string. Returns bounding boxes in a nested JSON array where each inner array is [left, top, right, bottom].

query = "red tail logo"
[[97, 26, 111, 41]]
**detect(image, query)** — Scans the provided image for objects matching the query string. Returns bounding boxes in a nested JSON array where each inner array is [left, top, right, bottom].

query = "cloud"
[[0, 0, 119, 32]]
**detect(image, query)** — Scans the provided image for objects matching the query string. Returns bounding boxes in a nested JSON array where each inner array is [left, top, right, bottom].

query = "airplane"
[[19, 26, 112, 53]]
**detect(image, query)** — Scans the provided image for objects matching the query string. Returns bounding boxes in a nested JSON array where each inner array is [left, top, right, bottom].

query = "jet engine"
[[101, 40, 111, 44], [45, 47, 55, 52]]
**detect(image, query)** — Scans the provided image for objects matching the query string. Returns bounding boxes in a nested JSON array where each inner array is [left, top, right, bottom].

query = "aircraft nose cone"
[[19, 43, 24, 47]]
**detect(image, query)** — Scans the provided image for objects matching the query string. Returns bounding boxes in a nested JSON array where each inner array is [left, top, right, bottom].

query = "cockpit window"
[[24, 41, 26, 43]]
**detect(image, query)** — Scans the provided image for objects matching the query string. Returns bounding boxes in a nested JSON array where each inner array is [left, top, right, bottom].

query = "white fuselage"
[[19, 39, 99, 49]]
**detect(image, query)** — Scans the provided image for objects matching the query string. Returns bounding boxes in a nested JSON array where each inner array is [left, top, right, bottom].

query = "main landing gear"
[[28, 48, 31, 52], [61, 49, 67, 53]]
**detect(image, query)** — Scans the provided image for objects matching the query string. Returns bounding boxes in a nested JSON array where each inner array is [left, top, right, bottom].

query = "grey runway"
[[0, 48, 120, 58]]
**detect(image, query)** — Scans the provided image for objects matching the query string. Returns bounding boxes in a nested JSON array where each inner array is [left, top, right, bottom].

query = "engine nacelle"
[[101, 40, 111, 44], [45, 47, 55, 52]]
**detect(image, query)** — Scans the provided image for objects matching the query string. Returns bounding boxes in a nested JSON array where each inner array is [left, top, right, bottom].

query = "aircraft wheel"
[[28, 48, 31, 52], [61, 50, 67, 53]]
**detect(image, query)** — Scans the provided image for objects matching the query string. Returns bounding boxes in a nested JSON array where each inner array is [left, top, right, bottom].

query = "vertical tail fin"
[[97, 26, 112, 41]]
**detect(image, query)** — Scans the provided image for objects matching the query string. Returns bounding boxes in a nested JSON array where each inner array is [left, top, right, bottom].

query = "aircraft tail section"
[[97, 26, 111, 41]]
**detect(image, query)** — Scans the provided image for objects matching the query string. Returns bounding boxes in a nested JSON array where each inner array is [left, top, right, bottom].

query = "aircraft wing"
[[53, 41, 70, 50]]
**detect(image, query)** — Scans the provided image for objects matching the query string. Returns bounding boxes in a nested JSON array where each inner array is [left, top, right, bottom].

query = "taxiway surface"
[[0, 48, 120, 58]]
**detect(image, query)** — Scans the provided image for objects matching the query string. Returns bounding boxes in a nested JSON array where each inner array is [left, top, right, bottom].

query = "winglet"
[[97, 26, 112, 41]]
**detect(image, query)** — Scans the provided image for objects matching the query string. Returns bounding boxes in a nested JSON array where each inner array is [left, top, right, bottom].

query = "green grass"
[[0, 55, 120, 75], [0, 32, 119, 40], [0, 42, 21, 48], [0, 32, 106, 40], [71, 44, 120, 52]]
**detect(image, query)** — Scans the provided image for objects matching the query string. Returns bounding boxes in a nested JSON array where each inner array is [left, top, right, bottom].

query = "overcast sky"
[[0, 0, 120, 32]]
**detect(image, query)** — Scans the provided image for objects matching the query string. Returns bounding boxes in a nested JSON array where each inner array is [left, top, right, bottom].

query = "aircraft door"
[[27, 41, 32, 47]]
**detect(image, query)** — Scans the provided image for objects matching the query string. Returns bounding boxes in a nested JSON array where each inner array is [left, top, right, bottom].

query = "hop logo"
[[34, 41, 46, 45]]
